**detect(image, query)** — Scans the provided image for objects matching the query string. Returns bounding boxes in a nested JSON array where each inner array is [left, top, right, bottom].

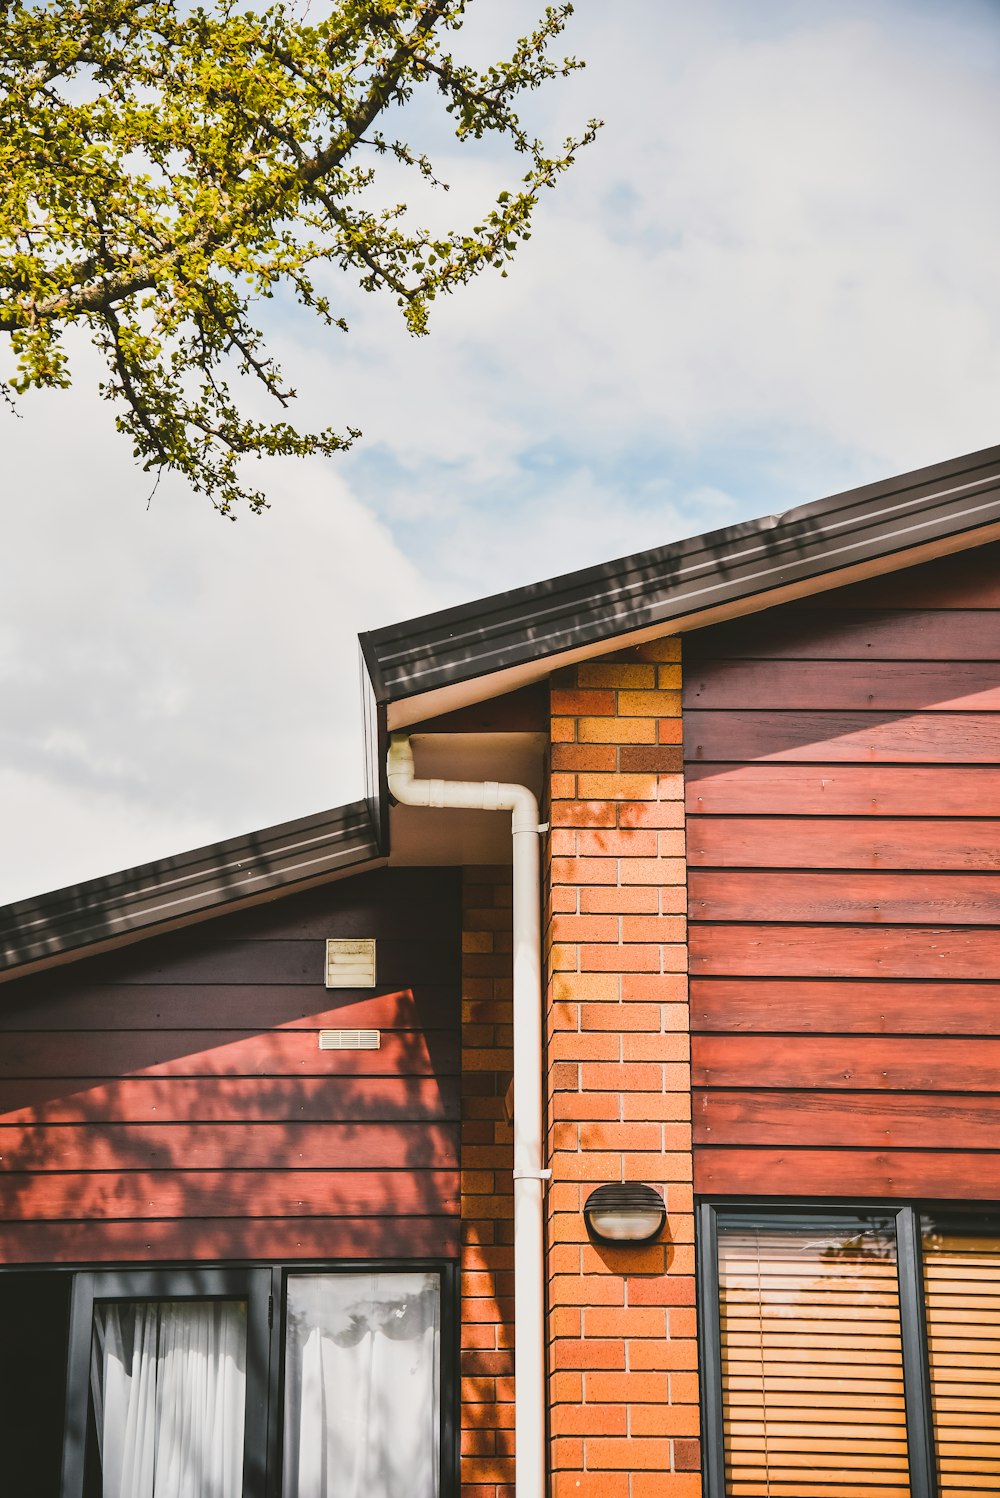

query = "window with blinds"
[[717, 1212, 911, 1498], [922, 1216, 1000, 1497], [705, 1207, 1000, 1498]]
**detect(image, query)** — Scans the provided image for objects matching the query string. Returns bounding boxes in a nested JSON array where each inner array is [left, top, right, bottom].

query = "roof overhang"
[[361, 443, 1000, 727], [0, 800, 384, 983], [387, 517, 1000, 728]]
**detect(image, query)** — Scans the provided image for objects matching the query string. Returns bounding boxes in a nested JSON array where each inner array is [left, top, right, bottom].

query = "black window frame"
[[0, 1258, 458, 1498], [696, 1198, 1000, 1498]]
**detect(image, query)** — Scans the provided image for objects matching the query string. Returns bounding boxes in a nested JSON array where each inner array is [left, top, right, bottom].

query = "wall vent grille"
[[318, 1029, 381, 1051]]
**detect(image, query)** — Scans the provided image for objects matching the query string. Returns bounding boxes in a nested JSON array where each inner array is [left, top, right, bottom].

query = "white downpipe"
[[387, 733, 548, 1498]]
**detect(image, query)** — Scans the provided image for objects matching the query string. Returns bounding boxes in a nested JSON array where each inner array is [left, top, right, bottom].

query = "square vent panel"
[[325, 938, 376, 988]]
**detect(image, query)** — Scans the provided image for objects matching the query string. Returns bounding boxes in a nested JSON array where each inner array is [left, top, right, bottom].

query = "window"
[[0, 1262, 456, 1498], [698, 1204, 1000, 1498]]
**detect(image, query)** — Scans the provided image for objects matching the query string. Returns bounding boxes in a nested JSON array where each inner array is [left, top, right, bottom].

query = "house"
[[3, 440, 1000, 1498]]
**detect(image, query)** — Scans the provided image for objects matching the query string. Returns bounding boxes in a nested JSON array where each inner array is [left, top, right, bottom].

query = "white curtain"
[[282, 1272, 440, 1498], [90, 1300, 246, 1498]]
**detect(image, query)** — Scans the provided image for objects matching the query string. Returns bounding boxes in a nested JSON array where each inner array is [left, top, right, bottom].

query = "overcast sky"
[[3, 0, 999, 904]]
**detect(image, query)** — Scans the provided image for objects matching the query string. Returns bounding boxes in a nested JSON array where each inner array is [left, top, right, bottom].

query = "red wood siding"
[[0, 868, 460, 1261], [684, 541, 1000, 1199]]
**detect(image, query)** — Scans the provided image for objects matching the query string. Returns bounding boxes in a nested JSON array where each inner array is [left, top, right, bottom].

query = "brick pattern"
[[544, 640, 700, 1498], [461, 868, 516, 1498]]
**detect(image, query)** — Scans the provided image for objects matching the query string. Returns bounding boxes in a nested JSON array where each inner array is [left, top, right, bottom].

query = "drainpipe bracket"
[[513, 1168, 553, 1181]]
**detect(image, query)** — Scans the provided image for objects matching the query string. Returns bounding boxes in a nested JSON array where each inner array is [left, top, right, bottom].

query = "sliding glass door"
[[43, 1262, 455, 1498]]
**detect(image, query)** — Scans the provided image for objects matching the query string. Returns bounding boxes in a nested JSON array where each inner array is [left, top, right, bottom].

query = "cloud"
[[0, 348, 435, 900], [261, 0, 1000, 588], [2, 0, 999, 900]]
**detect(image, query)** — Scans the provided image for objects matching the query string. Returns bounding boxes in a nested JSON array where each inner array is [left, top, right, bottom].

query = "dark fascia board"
[[0, 799, 382, 980], [360, 442, 1000, 706]]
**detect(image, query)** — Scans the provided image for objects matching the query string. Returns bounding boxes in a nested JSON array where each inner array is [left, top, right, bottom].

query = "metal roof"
[[361, 442, 1000, 705], [0, 799, 381, 979]]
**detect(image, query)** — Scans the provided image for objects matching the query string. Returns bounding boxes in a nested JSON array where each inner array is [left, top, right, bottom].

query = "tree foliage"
[[0, 0, 597, 513]]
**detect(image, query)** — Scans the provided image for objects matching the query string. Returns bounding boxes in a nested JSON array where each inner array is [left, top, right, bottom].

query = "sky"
[[2, 0, 1000, 904]]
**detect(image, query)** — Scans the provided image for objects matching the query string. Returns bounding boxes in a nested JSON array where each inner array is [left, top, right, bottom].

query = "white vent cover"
[[325, 938, 376, 988], [319, 1029, 381, 1051]]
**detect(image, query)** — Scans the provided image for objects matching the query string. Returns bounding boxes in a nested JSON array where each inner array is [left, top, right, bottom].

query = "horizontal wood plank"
[[0, 984, 455, 1032], [686, 710, 1000, 765], [0, 1075, 459, 1124], [84, 938, 456, 987], [688, 871, 1000, 925], [692, 1036, 1000, 1091], [686, 764, 1000, 816], [0, 1214, 459, 1263], [688, 817, 1000, 871], [686, 609, 1000, 662], [820, 546, 1000, 611], [685, 660, 1000, 712], [695, 1148, 1000, 1199], [690, 923, 1000, 978], [694, 1091, 1000, 1148], [0, 1168, 460, 1221], [691, 979, 1000, 1035], [0, 1029, 459, 1079], [212, 867, 461, 941], [0, 1121, 458, 1172]]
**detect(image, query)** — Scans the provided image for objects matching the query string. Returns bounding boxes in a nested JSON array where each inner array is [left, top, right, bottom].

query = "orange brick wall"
[[544, 640, 700, 1498], [461, 867, 516, 1498]]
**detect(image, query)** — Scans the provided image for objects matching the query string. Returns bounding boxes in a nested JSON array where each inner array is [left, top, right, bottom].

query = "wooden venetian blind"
[[717, 1213, 910, 1498], [922, 1220, 1000, 1496]]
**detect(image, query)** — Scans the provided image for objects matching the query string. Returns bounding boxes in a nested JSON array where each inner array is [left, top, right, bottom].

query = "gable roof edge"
[[363, 442, 1000, 716], [0, 799, 383, 982]]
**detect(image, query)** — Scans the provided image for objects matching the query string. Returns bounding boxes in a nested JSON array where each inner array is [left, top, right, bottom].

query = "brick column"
[[544, 640, 700, 1498], [461, 868, 516, 1498]]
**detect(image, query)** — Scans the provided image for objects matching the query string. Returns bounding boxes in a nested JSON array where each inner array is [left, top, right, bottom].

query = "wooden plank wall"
[[0, 868, 460, 1261], [683, 542, 1000, 1199]]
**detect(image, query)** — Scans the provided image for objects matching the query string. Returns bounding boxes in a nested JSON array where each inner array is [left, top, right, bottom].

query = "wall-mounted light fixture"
[[583, 1183, 666, 1245]]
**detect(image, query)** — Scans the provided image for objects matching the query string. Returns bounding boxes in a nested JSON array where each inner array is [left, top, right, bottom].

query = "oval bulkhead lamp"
[[583, 1183, 667, 1245]]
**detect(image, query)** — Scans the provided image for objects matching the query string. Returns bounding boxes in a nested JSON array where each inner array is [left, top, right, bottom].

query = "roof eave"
[[387, 513, 1000, 728], [363, 441, 1000, 719], [0, 799, 384, 982]]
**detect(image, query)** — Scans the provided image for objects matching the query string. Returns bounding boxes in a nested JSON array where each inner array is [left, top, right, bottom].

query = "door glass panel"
[[921, 1214, 1000, 1496], [87, 1299, 247, 1498], [717, 1212, 909, 1498], [283, 1271, 440, 1498]]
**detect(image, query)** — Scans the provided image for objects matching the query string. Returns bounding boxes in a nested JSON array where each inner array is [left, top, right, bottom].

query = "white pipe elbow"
[[508, 783, 540, 835], [388, 733, 540, 830], [387, 733, 428, 806]]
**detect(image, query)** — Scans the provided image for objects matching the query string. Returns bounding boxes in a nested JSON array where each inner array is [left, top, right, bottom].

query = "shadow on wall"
[[0, 869, 464, 1262]]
